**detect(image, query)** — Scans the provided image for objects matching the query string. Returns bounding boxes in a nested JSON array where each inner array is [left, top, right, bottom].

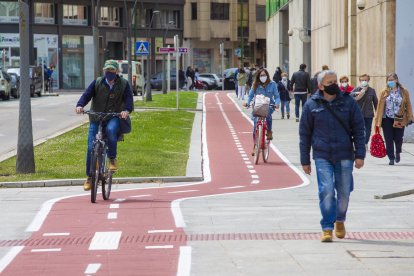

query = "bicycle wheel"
[[102, 154, 113, 200], [90, 147, 101, 203], [254, 124, 262, 164], [263, 138, 270, 163]]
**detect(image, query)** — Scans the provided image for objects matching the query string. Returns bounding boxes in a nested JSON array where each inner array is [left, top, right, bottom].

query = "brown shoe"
[[266, 130, 273, 140], [251, 146, 255, 156], [321, 230, 333, 242], [334, 221, 346, 239], [109, 158, 118, 171], [83, 177, 92, 191]]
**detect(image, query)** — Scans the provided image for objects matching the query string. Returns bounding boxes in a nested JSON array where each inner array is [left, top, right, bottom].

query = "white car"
[[0, 70, 11, 101], [199, 73, 223, 89], [117, 60, 144, 96]]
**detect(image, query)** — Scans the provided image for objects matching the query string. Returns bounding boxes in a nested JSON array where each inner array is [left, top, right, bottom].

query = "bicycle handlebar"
[[83, 110, 121, 121]]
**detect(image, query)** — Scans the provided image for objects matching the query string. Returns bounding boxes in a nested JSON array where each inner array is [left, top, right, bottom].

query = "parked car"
[[196, 75, 217, 90], [199, 73, 223, 89], [8, 72, 20, 98], [6, 66, 43, 97], [149, 71, 177, 90], [117, 60, 144, 96], [223, 68, 238, 90], [0, 70, 11, 100]]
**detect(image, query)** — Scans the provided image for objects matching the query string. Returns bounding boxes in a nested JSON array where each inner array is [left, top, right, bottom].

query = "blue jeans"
[[280, 100, 291, 116], [86, 118, 120, 176], [252, 108, 274, 140], [364, 117, 373, 144], [294, 93, 307, 119], [315, 159, 354, 230]]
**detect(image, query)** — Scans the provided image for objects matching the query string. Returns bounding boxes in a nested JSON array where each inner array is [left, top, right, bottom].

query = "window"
[[256, 5, 265, 22], [211, 3, 229, 20], [99, 6, 120, 27], [0, 1, 19, 23], [191, 3, 197, 20], [34, 3, 55, 24], [151, 10, 180, 29], [63, 5, 88, 25]]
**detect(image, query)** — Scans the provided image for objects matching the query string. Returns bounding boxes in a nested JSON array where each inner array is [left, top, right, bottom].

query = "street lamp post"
[[145, 10, 160, 101], [162, 20, 175, 94], [124, 0, 139, 89], [92, 0, 101, 79]]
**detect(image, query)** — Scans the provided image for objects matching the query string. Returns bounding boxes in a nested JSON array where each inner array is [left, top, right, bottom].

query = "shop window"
[[34, 3, 55, 24], [256, 5, 266, 22], [193, 48, 212, 73], [154, 10, 180, 29], [211, 3, 229, 20], [191, 3, 197, 20], [63, 4, 88, 26], [99, 7, 120, 27], [62, 36, 84, 89], [0, 1, 19, 23]]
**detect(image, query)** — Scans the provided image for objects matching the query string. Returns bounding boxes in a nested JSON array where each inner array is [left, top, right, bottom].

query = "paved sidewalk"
[[181, 92, 414, 275]]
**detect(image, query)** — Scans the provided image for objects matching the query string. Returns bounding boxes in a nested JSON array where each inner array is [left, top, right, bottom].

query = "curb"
[[374, 189, 414, 199], [0, 176, 204, 188]]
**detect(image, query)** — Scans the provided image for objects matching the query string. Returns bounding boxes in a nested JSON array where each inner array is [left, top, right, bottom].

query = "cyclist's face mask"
[[105, 70, 117, 81]]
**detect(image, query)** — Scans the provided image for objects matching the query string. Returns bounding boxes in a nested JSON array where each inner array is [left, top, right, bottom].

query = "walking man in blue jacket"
[[299, 70, 366, 242]]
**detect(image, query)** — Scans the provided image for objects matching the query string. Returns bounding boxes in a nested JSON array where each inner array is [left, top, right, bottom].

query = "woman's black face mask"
[[323, 83, 340, 95]]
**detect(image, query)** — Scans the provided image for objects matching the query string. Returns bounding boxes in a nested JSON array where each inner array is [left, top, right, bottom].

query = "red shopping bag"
[[370, 126, 387, 158]]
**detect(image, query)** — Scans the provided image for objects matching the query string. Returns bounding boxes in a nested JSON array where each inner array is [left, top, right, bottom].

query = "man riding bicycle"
[[76, 60, 134, 191], [244, 69, 280, 153]]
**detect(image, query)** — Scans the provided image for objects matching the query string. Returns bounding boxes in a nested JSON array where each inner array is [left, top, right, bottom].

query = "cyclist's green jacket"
[[77, 76, 134, 122]]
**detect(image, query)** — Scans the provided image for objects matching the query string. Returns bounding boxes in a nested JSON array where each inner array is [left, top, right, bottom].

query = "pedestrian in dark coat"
[[277, 72, 292, 119]]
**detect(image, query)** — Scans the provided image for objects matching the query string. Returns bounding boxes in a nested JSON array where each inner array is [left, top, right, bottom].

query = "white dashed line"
[[220, 186, 245, 190], [241, 154, 248, 157], [145, 245, 174, 249], [245, 161, 252, 164], [249, 170, 257, 174], [109, 204, 119, 209], [31, 248, 61, 253], [130, 194, 152, 198], [89, 231, 122, 250], [243, 158, 250, 161], [42, 232, 70, 236], [85, 263, 102, 274], [168, 190, 199, 194], [251, 175, 259, 179], [239, 151, 246, 154], [247, 165, 254, 169], [148, 230, 174, 233], [107, 212, 118, 220], [251, 180, 260, 184], [113, 198, 126, 203]]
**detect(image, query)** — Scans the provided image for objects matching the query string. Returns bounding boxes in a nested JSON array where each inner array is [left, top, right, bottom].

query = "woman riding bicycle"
[[75, 60, 134, 191], [244, 69, 280, 150]]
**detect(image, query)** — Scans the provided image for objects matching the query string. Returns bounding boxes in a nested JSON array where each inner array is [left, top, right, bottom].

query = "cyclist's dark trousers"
[[85, 117, 120, 176], [294, 93, 307, 119]]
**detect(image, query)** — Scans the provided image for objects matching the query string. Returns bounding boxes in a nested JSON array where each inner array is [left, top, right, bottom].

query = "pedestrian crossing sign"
[[135, 41, 149, 55]]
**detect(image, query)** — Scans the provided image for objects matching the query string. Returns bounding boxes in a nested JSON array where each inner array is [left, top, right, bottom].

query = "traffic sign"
[[178, 47, 188, 53], [136, 41, 149, 55], [159, 47, 175, 53]]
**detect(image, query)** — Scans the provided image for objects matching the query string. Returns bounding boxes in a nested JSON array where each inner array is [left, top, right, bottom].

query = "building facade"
[[0, 0, 184, 90], [183, 0, 267, 74], [266, 0, 414, 140]]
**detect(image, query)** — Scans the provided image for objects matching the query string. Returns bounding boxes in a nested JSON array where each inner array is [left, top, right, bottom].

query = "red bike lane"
[[1, 92, 305, 275]]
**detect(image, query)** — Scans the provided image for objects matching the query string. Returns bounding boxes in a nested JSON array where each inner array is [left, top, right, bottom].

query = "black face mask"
[[323, 83, 340, 95]]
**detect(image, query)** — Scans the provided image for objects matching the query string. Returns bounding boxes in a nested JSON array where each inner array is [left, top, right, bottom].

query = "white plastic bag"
[[253, 94, 270, 117]]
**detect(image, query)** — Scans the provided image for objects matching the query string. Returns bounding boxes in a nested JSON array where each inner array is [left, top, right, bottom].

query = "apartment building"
[[0, 0, 184, 89], [183, 0, 266, 74]]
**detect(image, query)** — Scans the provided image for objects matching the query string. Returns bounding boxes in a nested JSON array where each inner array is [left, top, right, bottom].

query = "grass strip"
[[135, 91, 198, 109]]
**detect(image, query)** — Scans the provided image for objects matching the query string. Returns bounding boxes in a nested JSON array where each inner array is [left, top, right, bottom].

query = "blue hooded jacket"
[[299, 90, 366, 165]]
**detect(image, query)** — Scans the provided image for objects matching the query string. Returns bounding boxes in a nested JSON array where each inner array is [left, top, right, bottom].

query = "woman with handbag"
[[374, 73, 414, 165]]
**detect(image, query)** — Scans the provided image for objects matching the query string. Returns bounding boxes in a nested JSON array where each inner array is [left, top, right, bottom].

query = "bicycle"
[[246, 104, 275, 165], [83, 110, 120, 203]]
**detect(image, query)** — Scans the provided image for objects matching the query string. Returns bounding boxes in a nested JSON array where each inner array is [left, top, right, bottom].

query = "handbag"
[[119, 116, 132, 134], [370, 126, 387, 158], [393, 114, 404, 128]]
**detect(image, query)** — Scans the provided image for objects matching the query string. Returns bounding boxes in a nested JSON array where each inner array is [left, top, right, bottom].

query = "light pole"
[[124, 0, 139, 89], [162, 20, 175, 94], [145, 10, 160, 101], [92, 0, 101, 79]]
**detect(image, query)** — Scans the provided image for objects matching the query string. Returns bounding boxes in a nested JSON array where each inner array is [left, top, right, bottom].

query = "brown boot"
[[334, 221, 346, 239], [321, 230, 333, 242], [109, 158, 118, 171], [266, 130, 273, 140], [83, 176, 92, 191]]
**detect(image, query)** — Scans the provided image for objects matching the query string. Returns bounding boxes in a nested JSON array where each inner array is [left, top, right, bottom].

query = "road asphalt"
[[0, 90, 413, 275]]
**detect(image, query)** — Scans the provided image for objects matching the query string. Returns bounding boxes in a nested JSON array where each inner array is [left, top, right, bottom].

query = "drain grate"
[[1, 232, 414, 248]]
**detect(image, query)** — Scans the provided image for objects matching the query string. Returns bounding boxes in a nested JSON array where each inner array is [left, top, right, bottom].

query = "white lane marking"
[[239, 151, 246, 154], [109, 204, 119, 209], [249, 170, 257, 174], [243, 158, 249, 161], [220, 186, 245, 190], [234, 140, 240, 143], [148, 230, 174, 233], [244, 161, 252, 164], [31, 248, 61, 252], [241, 154, 248, 157], [177, 246, 192, 276], [168, 190, 199, 194], [247, 165, 254, 169], [43, 232, 70, 236], [251, 180, 260, 184], [85, 263, 102, 274], [113, 198, 126, 203], [107, 212, 118, 219], [89, 231, 122, 250], [145, 245, 174, 249], [130, 194, 152, 198], [0, 246, 24, 273], [251, 175, 259, 179]]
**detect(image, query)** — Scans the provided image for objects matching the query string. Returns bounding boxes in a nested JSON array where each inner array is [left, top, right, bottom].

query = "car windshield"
[[120, 64, 128, 74]]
